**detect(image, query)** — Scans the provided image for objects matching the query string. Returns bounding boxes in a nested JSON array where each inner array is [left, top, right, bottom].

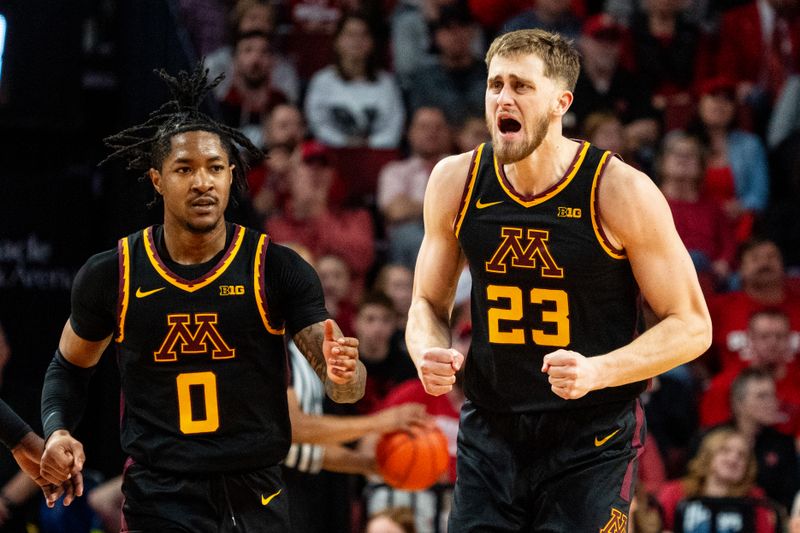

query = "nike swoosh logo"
[[475, 198, 503, 209], [261, 489, 281, 506], [594, 429, 621, 447], [135, 286, 166, 298]]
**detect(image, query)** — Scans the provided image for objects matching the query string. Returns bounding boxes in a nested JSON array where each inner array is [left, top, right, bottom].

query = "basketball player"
[[37, 65, 365, 532], [0, 399, 80, 506], [406, 29, 712, 531]]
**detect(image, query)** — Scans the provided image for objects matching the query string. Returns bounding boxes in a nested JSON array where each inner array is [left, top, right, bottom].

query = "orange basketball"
[[375, 426, 450, 491]]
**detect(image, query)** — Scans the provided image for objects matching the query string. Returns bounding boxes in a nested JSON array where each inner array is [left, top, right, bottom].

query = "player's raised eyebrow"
[[488, 73, 536, 86]]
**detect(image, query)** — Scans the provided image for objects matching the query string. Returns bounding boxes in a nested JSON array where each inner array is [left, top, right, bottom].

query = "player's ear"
[[148, 168, 163, 195], [553, 89, 574, 117]]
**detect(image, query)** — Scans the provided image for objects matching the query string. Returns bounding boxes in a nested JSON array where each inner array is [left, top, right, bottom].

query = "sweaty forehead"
[[167, 130, 228, 161]]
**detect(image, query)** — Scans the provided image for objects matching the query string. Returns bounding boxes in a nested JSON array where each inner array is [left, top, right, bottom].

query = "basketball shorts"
[[449, 398, 645, 532], [120, 459, 289, 532]]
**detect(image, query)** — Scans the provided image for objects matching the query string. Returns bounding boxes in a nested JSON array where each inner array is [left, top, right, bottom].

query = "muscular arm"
[[287, 389, 427, 445], [293, 320, 366, 404], [406, 153, 471, 394], [546, 160, 711, 397]]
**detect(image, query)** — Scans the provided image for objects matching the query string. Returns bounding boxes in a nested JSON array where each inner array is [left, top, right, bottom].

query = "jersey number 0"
[[176, 371, 220, 434]]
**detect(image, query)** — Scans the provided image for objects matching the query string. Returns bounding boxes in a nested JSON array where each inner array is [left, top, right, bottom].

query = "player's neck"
[[161, 220, 228, 265], [503, 136, 577, 197]]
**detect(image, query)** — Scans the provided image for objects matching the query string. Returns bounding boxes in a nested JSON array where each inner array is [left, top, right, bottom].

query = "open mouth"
[[498, 117, 522, 134]]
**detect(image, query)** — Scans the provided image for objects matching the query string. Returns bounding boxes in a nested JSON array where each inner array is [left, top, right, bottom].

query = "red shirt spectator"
[[710, 239, 800, 372], [700, 309, 800, 436]]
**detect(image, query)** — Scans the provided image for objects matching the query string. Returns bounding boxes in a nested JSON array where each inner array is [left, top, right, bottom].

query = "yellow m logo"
[[599, 509, 628, 533]]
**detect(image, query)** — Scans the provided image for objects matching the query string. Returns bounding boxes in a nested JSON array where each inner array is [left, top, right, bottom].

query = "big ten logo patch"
[[599, 508, 627, 533], [557, 207, 582, 218], [219, 285, 245, 296]]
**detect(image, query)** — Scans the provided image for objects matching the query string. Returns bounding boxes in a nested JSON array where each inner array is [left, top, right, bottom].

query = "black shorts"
[[120, 459, 289, 533], [449, 398, 645, 532]]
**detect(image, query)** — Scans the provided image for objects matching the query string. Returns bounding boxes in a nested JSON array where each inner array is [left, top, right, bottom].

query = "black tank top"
[[115, 224, 290, 473], [455, 142, 644, 413]]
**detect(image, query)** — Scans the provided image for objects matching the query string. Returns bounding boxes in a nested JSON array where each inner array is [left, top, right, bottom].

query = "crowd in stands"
[[2, 0, 800, 531]]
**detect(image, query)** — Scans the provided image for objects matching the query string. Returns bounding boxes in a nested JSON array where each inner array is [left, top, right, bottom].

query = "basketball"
[[375, 426, 450, 491]]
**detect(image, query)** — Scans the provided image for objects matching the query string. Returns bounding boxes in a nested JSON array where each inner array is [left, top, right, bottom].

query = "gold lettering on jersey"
[[485, 227, 564, 277], [154, 313, 236, 362], [599, 509, 628, 533], [557, 207, 582, 218], [219, 285, 245, 296]]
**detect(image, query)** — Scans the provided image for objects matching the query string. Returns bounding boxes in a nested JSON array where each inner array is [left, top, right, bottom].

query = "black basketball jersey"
[[115, 224, 290, 473], [455, 142, 644, 413]]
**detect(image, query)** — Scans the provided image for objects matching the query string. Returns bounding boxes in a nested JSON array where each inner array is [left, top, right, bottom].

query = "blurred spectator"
[[0, 322, 47, 533], [365, 506, 418, 533], [454, 114, 490, 153], [247, 103, 307, 222], [656, 131, 736, 290], [658, 427, 776, 533], [500, 0, 583, 40], [629, 485, 665, 533], [687, 77, 770, 243], [582, 111, 627, 154], [377, 106, 452, 269], [316, 254, 358, 337], [354, 293, 418, 414], [466, 0, 529, 30], [710, 368, 800, 510], [569, 14, 660, 165], [305, 13, 405, 148], [86, 475, 123, 533], [709, 238, 800, 372], [0, 324, 9, 390], [266, 142, 376, 289], [630, 0, 700, 130], [700, 309, 800, 434], [391, 0, 486, 89], [716, 0, 800, 131], [404, 4, 487, 127], [762, 131, 800, 270], [372, 263, 414, 331], [361, 320, 467, 533], [178, 0, 228, 57], [216, 30, 289, 146], [283, 342, 429, 533], [205, 0, 301, 103]]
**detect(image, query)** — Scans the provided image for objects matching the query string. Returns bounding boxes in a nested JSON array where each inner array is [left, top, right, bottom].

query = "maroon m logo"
[[154, 313, 235, 362], [485, 227, 563, 277]]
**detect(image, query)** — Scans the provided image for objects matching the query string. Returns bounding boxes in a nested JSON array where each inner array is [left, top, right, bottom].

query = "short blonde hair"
[[485, 29, 581, 91]]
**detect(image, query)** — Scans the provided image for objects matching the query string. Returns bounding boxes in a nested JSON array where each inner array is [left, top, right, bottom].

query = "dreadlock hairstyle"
[[101, 63, 263, 206]]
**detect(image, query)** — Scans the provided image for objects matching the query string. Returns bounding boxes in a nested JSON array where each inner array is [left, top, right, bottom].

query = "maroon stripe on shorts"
[[619, 399, 645, 502]]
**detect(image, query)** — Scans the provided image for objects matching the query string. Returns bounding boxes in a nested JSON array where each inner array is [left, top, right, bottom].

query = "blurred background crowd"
[[0, 0, 800, 531]]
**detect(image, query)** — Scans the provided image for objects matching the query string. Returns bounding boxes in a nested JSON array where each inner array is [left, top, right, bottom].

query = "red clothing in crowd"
[[379, 379, 461, 484], [709, 290, 800, 371], [658, 481, 774, 532], [699, 361, 800, 436], [668, 197, 736, 266], [266, 204, 375, 288]]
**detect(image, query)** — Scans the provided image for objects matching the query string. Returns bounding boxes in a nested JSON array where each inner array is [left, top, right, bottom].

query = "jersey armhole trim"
[[453, 143, 484, 238], [116, 237, 131, 343], [590, 151, 627, 260], [254, 234, 286, 335]]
